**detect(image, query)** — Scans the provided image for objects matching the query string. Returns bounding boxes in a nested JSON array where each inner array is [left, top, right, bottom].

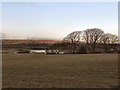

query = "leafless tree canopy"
[[63, 31, 83, 43], [82, 28, 104, 53], [99, 33, 118, 53], [100, 33, 118, 44], [63, 28, 118, 53], [107, 34, 118, 44], [83, 28, 104, 44]]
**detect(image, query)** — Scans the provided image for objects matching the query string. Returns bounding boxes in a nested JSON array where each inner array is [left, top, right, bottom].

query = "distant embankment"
[[2, 39, 61, 44], [2, 39, 62, 49]]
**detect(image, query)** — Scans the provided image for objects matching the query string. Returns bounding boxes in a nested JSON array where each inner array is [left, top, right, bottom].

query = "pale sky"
[[2, 2, 118, 40]]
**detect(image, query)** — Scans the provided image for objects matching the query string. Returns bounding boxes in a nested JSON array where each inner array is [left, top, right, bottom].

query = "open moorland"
[[2, 54, 118, 88]]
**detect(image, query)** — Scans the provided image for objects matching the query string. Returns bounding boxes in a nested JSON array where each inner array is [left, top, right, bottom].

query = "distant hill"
[[2, 39, 62, 45]]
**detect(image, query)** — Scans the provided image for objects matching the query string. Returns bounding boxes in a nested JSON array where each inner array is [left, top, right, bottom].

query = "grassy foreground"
[[2, 54, 118, 88]]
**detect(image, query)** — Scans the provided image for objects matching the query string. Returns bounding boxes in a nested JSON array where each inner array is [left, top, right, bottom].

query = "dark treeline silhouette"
[[48, 42, 87, 54], [2, 43, 50, 50], [50, 28, 119, 54], [49, 42, 118, 54]]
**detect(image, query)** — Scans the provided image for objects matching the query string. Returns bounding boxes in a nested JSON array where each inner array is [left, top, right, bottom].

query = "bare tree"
[[101, 33, 118, 52], [108, 34, 118, 44], [63, 31, 83, 43], [83, 28, 104, 53], [63, 28, 118, 54], [63, 31, 83, 53], [100, 33, 118, 44], [100, 33, 110, 52]]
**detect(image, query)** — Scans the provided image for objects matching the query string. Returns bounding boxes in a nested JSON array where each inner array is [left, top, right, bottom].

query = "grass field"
[[2, 54, 118, 88]]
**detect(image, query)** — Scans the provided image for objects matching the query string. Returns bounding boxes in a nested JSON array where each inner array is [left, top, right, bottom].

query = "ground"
[[2, 54, 118, 88]]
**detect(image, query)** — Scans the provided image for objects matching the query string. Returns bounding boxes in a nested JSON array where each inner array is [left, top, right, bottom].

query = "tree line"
[[51, 28, 118, 54], [2, 28, 119, 54]]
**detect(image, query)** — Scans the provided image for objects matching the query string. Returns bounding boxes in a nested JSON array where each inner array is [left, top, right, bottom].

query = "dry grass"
[[2, 54, 118, 88]]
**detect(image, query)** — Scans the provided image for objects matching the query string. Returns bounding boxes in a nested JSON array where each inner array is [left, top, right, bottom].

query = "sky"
[[2, 2, 118, 40]]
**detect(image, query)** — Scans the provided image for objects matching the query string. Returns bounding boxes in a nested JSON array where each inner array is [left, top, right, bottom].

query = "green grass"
[[2, 54, 118, 88]]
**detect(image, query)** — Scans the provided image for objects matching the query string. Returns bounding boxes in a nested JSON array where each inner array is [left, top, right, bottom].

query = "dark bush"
[[78, 45, 87, 54]]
